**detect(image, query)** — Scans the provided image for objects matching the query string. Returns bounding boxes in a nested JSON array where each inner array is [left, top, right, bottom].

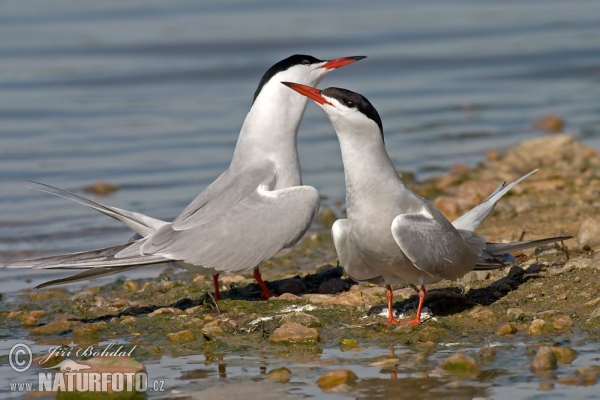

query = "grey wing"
[[117, 176, 320, 273], [452, 169, 538, 231], [173, 169, 233, 224], [332, 219, 384, 285], [391, 211, 480, 280]]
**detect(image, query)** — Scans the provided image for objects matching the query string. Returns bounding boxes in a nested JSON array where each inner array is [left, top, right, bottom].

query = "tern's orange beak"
[[320, 55, 366, 70], [281, 82, 331, 105]]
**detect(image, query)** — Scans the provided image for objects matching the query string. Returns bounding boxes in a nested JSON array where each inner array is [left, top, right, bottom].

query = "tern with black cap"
[[283, 82, 571, 325], [2, 55, 366, 300]]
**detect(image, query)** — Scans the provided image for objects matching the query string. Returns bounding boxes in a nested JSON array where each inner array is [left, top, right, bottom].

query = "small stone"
[[317, 370, 358, 390], [82, 182, 120, 196], [577, 218, 600, 249], [433, 196, 462, 221], [534, 114, 564, 133], [550, 347, 578, 364], [316, 263, 336, 273], [319, 278, 349, 294], [269, 293, 300, 301], [30, 319, 81, 335], [584, 297, 600, 307], [302, 294, 332, 304], [574, 276, 582, 283], [530, 346, 557, 371], [266, 367, 291, 383], [123, 280, 140, 293], [324, 291, 364, 307], [202, 320, 224, 335], [478, 346, 496, 360], [360, 287, 386, 296], [277, 278, 306, 295], [556, 293, 567, 301], [185, 305, 204, 314], [528, 319, 551, 335], [552, 314, 574, 330], [7, 311, 24, 321], [393, 287, 416, 300], [417, 326, 441, 343], [317, 208, 337, 227], [340, 338, 359, 348], [270, 323, 319, 344], [496, 323, 517, 335], [167, 329, 194, 343], [564, 257, 592, 270], [73, 322, 107, 337], [21, 316, 39, 327], [110, 298, 130, 308], [468, 306, 496, 321], [280, 312, 321, 328], [29, 289, 68, 302], [149, 307, 182, 318], [508, 265, 525, 279], [439, 353, 480, 376]]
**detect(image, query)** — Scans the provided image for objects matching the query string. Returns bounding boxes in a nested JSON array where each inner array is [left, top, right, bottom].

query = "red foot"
[[212, 274, 222, 301], [254, 268, 276, 299], [384, 284, 426, 326]]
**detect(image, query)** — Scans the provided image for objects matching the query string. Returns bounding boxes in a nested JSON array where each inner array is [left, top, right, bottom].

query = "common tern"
[[2, 55, 365, 300], [283, 82, 571, 325]]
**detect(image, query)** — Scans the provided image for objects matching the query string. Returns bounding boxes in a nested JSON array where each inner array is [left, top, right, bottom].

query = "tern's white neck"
[[335, 123, 406, 213], [230, 81, 310, 188]]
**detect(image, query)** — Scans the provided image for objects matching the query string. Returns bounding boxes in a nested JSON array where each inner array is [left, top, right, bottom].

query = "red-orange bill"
[[281, 82, 330, 105], [321, 55, 366, 70]]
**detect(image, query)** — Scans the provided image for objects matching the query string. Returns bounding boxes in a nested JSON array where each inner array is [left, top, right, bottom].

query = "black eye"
[[301, 59, 311, 65], [344, 100, 355, 108]]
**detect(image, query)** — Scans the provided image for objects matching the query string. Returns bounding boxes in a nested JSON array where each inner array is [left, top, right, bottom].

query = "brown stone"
[[269, 322, 319, 344], [528, 319, 551, 334], [167, 329, 195, 343], [317, 369, 358, 390], [82, 182, 120, 196], [266, 367, 291, 383], [280, 312, 321, 328], [534, 114, 564, 133], [439, 353, 480, 376], [324, 291, 364, 307], [318, 278, 348, 294], [468, 306, 496, 321], [30, 319, 81, 335], [550, 347, 578, 364], [531, 346, 557, 371]]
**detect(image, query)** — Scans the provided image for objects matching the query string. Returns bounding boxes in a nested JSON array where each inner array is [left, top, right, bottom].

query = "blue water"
[[1, 0, 600, 258]]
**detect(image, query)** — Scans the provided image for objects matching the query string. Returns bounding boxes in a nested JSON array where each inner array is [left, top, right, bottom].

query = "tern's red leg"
[[384, 285, 400, 325], [212, 274, 222, 301], [254, 267, 275, 299], [397, 285, 426, 326]]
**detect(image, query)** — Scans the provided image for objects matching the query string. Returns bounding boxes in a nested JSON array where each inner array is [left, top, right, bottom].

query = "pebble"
[[324, 291, 364, 307], [319, 278, 349, 294], [269, 322, 319, 344], [316, 369, 358, 390], [266, 367, 291, 383], [533, 114, 564, 133], [123, 280, 140, 293], [468, 306, 496, 321], [528, 319, 551, 334], [552, 314, 574, 330], [302, 294, 332, 304], [478, 346, 496, 360], [530, 346, 557, 371], [317, 208, 337, 227], [280, 311, 321, 328], [507, 265, 525, 279], [202, 320, 224, 335], [360, 287, 386, 296], [269, 293, 301, 301], [393, 287, 416, 300], [438, 353, 480, 376], [167, 329, 195, 343], [564, 257, 592, 270], [584, 297, 600, 307], [82, 182, 120, 196], [73, 322, 107, 337], [340, 338, 359, 348], [149, 307, 182, 318], [577, 218, 600, 249], [556, 293, 567, 301], [30, 319, 81, 335], [495, 323, 517, 335], [550, 347, 578, 364]]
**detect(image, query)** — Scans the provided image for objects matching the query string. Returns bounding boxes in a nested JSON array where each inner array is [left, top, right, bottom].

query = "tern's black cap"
[[253, 55, 322, 104], [322, 87, 384, 141]]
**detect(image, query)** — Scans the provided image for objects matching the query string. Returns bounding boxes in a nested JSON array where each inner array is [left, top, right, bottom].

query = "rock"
[[530, 346, 557, 371], [324, 291, 364, 307], [277, 278, 306, 295], [439, 353, 480, 376], [79, 356, 145, 393], [82, 182, 120, 196], [149, 307, 182, 318], [280, 312, 321, 328], [269, 322, 319, 344], [30, 319, 81, 335], [432, 196, 463, 220], [496, 323, 517, 335], [577, 218, 600, 249], [316, 369, 358, 390], [167, 329, 195, 343], [417, 326, 442, 343], [123, 280, 140, 293], [478, 346, 496, 360], [21, 315, 39, 327], [316, 263, 336, 273], [550, 347, 578, 364], [468, 306, 496, 322], [302, 294, 332, 304], [584, 297, 600, 307], [564, 257, 592, 270], [269, 293, 300, 301], [29, 289, 68, 302], [266, 367, 291, 383], [552, 314, 574, 330], [534, 114, 564, 133], [317, 208, 337, 227], [528, 319, 551, 334], [340, 338, 359, 348], [507, 265, 525, 279], [360, 287, 386, 296], [319, 278, 349, 294], [73, 322, 107, 337], [556, 293, 567, 301], [592, 252, 600, 270], [393, 287, 416, 300], [202, 320, 224, 335]]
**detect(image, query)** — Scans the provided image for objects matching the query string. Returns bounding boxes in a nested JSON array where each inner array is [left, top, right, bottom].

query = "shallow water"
[[1, 0, 600, 257]]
